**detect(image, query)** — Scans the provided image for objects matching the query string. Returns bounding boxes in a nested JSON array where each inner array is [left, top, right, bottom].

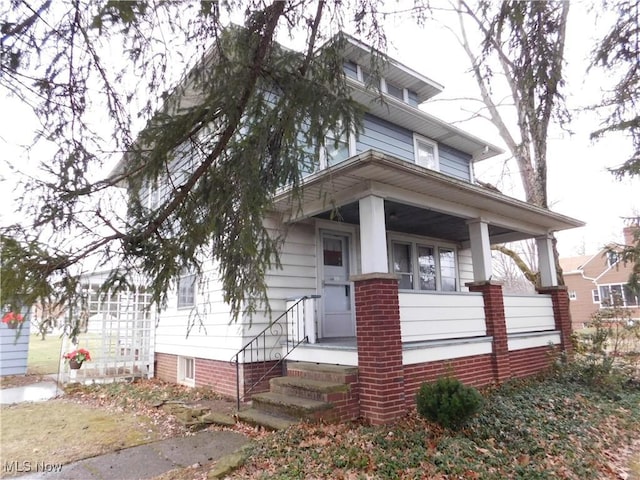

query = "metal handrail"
[[230, 295, 320, 410]]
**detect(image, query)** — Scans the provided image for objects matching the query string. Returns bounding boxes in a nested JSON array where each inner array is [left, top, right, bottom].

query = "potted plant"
[[2, 311, 25, 330], [63, 348, 92, 369]]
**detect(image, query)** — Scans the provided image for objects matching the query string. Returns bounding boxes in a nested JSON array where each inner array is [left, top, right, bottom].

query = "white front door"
[[321, 233, 355, 338]]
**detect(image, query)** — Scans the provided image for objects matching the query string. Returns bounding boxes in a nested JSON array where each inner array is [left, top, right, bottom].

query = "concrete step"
[[270, 376, 349, 402], [236, 408, 297, 431], [285, 361, 358, 384], [251, 391, 332, 420]]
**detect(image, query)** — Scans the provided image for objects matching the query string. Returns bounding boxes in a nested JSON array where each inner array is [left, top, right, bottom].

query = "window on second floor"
[[391, 239, 458, 292], [177, 271, 196, 309], [414, 134, 439, 171], [325, 128, 352, 167]]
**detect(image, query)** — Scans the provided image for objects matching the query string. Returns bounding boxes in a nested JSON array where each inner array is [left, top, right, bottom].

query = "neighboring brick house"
[[561, 226, 640, 329]]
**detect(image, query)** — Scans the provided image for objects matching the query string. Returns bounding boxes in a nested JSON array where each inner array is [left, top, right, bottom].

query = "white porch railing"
[[399, 291, 486, 343], [504, 294, 555, 334], [285, 295, 320, 344]]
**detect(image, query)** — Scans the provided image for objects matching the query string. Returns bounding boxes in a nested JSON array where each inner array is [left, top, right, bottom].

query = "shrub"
[[564, 303, 640, 393], [416, 377, 484, 430]]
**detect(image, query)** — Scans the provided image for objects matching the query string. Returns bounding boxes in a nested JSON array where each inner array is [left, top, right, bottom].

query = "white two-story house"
[[129, 33, 582, 425]]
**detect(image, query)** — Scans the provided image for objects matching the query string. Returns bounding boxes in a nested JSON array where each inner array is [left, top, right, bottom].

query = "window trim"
[[178, 356, 195, 387], [568, 291, 577, 301], [320, 124, 356, 169], [413, 134, 440, 171], [597, 283, 639, 308], [388, 235, 459, 292]]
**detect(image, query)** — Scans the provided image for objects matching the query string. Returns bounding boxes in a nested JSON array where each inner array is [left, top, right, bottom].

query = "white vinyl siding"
[[154, 216, 318, 362], [399, 292, 486, 342]]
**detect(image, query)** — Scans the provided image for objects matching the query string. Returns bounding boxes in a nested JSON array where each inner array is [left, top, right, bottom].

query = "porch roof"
[[273, 150, 584, 246]]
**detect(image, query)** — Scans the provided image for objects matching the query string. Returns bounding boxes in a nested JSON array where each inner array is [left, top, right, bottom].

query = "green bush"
[[416, 377, 484, 430]]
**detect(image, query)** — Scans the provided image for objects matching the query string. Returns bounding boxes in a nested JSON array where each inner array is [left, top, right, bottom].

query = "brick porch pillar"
[[467, 281, 511, 383], [537, 286, 573, 356], [352, 273, 405, 425]]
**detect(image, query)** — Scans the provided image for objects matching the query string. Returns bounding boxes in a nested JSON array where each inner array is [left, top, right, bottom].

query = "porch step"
[[235, 361, 359, 430], [236, 408, 297, 431], [286, 361, 359, 384], [251, 392, 333, 420], [270, 376, 349, 402]]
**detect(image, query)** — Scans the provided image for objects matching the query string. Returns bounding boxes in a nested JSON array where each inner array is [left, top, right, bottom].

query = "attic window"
[[607, 251, 619, 267], [385, 80, 404, 100], [343, 61, 358, 80], [407, 90, 419, 106]]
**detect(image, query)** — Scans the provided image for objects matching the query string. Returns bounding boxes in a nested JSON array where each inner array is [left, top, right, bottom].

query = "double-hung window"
[[391, 240, 458, 292], [414, 135, 439, 171], [177, 271, 196, 309]]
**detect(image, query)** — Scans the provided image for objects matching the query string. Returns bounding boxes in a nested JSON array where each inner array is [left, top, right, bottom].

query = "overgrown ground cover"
[[229, 372, 640, 479]]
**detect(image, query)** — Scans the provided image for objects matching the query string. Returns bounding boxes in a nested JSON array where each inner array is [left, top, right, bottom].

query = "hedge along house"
[[139, 34, 584, 425]]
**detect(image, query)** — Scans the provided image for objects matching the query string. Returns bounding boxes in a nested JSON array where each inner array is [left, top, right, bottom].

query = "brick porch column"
[[467, 281, 511, 383], [537, 286, 573, 356], [352, 273, 405, 425]]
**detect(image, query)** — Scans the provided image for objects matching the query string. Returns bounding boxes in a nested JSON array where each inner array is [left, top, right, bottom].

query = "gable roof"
[[559, 255, 594, 273]]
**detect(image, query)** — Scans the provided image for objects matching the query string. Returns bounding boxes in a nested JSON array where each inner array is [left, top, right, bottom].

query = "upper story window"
[[390, 238, 458, 292], [346, 62, 419, 108], [414, 134, 439, 171], [177, 271, 196, 309], [607, 251, 620, 267], [343, 60, 359, 80], [384, 79, 404, 101]]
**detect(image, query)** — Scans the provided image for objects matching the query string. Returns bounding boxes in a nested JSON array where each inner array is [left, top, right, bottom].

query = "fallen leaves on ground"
[[228, 377, 640, 479]]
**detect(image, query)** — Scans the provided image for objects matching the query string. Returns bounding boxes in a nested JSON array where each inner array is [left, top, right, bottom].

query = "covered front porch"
[[272, 150, 582, 423]]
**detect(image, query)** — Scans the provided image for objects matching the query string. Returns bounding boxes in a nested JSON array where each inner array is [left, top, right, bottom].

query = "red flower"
[[2, 312, 24, 325], [63, 348, 92, 363]]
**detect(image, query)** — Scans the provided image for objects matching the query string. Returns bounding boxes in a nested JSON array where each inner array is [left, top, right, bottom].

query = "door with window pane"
[[321, 233, 354, 337]]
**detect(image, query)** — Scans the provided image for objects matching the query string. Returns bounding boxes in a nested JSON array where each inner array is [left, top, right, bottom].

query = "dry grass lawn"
[[0, 399, 160, 478]]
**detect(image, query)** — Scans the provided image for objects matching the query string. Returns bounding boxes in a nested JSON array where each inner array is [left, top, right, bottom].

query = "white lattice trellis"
[[60, 275, 155, 384]]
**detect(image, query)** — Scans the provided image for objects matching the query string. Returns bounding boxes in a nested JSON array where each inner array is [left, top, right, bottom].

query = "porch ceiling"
[[315, 201, 513, 243], [273, 150, 584, 245]]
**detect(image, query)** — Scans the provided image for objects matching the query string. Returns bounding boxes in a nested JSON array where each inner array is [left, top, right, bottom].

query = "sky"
[[377, 3, 638, 258], [0, 1, 638, 261]]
